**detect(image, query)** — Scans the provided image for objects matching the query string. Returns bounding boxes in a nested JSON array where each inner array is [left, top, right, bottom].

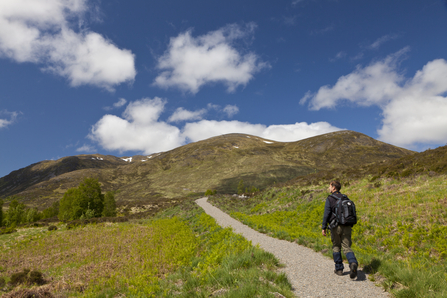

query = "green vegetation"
[[209, 173, 447, 297], [102, 191, 117, 217], [0, 200, 293, 297], [59, 178, 115, 221], [204, 189, 217, 196], [2, 198, 41, 227], [0, 198, 3, 227]]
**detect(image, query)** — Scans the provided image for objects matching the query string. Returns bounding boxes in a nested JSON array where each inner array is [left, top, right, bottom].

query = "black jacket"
[[322, 191, 344, 230]]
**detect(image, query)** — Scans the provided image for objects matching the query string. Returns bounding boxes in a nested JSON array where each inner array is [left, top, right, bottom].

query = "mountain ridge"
[[0, 131, 414, 209]]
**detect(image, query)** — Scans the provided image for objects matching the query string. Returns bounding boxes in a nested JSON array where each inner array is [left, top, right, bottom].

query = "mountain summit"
[[0, 131, 413, 208]]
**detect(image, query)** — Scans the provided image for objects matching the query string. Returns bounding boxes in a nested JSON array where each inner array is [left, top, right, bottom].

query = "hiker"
[[322, 181, 358, 278]]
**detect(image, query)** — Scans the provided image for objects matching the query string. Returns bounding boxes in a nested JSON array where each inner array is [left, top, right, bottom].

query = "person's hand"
[[322, 229, 327, 237]]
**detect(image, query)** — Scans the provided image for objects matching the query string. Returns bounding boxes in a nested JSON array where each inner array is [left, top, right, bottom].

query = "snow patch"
[[263, 141, 274, 144], [234, 146, 239, 149], [92, 157, 104, 160], [122, 157, 133, 162]]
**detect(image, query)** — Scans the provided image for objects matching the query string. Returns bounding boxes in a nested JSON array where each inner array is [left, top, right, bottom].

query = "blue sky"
[[1, 0, 447, 178]]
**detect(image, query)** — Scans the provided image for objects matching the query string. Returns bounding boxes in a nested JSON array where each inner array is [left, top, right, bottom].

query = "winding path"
[[196, 197, 390, 298]]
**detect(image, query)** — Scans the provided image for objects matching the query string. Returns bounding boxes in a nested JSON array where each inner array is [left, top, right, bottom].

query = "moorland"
[[1, 130, 446, 297]]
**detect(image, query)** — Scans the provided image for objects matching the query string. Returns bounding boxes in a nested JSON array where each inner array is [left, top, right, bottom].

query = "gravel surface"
[[196, 197, 390, 298]]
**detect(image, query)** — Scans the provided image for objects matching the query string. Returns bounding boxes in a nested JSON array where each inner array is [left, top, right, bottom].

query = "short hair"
[[330, 181, 341, 191]]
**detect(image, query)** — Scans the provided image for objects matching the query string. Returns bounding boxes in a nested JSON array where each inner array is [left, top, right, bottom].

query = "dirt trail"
[[196, 197, 389, 298]]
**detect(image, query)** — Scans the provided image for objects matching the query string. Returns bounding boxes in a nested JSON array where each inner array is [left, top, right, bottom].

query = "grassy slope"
[[0, 200, 294, 297], [0, 131, 413, 210], [209, 152, 447, 298]]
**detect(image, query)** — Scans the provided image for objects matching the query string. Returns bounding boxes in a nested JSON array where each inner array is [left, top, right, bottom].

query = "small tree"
[[102, 191, 117, 217], [59, 188, 83, 221], [78, 178, 104, 218], [237, 180, 245, 195], [4, 198, 26, 227], [42, 201, 59, 219], [24, 208, 41, 223]]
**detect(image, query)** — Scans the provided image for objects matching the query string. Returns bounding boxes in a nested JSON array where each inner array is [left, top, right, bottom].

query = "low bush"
[[9, 269, 45, 286]]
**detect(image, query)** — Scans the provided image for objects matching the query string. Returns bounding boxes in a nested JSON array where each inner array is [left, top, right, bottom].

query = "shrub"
[[0, 226, 17, 235], [9, 269, 45, 286], [41, 201, 59, 219], [102, 191, 117, 217], [0, 276, 5, 288], [204, 189, 217, 196], [48, 225, 58, 231], [9, 269, 30, 286]]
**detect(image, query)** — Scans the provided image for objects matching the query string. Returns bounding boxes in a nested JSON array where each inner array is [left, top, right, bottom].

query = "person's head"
[[329, 181, 341, 193]]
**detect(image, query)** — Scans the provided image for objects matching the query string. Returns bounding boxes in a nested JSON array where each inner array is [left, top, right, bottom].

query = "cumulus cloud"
[[301, 48, 447, 147], [153, 23, 269, 94], [89, 98, 183, 154], [0, 110, 19, 128], [0, 0, 136, 90], [88, 98, 342, 154]]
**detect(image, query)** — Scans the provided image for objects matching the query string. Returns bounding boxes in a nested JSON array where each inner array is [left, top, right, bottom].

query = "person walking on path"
[[322, 181, 359, 278]]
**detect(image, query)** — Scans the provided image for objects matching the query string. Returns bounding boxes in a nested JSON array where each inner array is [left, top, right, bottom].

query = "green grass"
[[209, 174, 447, 297], [0, 200, 293, 297]]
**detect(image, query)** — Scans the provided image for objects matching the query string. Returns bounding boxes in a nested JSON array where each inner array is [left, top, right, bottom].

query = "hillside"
[[0, 131, 413, 209]]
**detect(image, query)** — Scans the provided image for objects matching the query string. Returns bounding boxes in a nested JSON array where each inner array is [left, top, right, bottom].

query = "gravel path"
[[196, 197, 390, 298]]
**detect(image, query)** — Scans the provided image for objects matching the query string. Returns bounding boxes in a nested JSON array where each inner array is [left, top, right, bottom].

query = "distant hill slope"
[[0, 131, 413, 209]]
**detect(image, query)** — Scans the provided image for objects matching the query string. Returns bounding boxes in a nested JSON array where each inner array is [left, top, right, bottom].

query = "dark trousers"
[[331, 225, 358, 270]]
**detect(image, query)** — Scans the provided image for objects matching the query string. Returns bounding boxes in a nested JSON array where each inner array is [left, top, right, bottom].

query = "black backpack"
[[328, 194, 357, 228]]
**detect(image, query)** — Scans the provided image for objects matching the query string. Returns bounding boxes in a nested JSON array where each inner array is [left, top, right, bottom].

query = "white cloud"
[[76, 144, 96, 153], [104, 98, 127, 110], [153, 23, 269, 94], [0, 0, 136, 90], [89, 98, 183, 154], [113, 98, 127, 108], [168, 107, 207, 123], [302, 48, 408, 110], [0, 110, 19, 128], [183, 120, 341, 143], [223, 105, 239, 117], [302, 48, 447, 147], [89, 98, 343, 155]]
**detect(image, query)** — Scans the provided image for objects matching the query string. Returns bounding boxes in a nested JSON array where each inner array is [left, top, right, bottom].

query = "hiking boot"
[[349, 263, 358, 279], [334, 269, 343, 276]]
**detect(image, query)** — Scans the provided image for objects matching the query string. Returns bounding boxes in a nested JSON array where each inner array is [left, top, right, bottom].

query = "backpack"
[[328, 194, 357, 229]]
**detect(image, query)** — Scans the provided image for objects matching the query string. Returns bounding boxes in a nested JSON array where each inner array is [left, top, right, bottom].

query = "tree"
[[78, 178, 104, 218], [24, 208, 41, 223], [4, 198, 26, 227], [237, 180, 245, 195], [59, 178, 105, 221], [42, 201, 59, 219], [102, 191, 117, 217], [59, 188, 83, 221]]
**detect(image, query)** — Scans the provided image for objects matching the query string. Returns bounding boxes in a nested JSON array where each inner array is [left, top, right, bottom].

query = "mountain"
[[0, 131, 413, 209]]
